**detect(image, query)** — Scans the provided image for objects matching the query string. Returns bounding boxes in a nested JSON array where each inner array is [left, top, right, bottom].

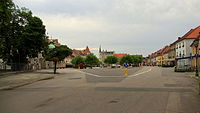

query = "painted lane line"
[[128, 68, 152, 78], [75, 68, 152, 78], [75, 70, 101, 77], [75, 70, 125, 78]]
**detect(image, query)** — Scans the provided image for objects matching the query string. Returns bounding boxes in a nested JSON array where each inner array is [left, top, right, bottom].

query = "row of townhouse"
[[145, 25, 200, 70]]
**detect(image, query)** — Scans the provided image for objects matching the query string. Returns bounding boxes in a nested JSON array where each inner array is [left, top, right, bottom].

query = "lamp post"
[[194, 37, 199, 77], [195, 46, 198, 76], [48, 40, 57, 74], [10, 46, 13, 71], [16, 49, 20, 70]]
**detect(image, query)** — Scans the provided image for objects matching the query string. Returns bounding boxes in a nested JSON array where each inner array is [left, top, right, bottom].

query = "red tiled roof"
[[162, 46, 170, 54], [71, 46, 91, 57], [183, 26, 200, 39], [176, 26, 200, 43], [114, 54, 127, 59]]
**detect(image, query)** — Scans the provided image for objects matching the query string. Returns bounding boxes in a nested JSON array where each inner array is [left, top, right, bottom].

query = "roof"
[[47, 39, 60, 46], [190, 36, 200, 47], [71, 46, 91, 57], [183, 26, 200, 39], [114, 54, 127, 59], [152, 46, 169, 57], [162, 46, 170, 54], [176, 26, 200, 43]]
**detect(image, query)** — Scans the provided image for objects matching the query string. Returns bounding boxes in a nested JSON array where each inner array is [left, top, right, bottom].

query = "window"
[[179, 43, 181, 48], [182, 42, 184, 47]]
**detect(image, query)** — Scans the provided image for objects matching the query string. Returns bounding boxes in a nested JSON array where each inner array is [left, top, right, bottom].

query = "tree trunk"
[[54, 61, 57, 74]]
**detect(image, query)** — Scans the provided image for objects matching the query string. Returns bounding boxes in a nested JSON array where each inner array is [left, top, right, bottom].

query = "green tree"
[[71, 56, 85, 67], [120, 55, 134, 65], [46, 45, 72, 74], [0, 0, 15, 63], [0, 0, 47, 70], [132, 56, 143, 66], [104, 55, 118, 64], [85, 54, 99, 68]]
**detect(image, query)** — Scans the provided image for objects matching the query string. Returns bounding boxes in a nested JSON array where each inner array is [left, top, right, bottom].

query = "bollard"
[[124, 68, 128, 76]]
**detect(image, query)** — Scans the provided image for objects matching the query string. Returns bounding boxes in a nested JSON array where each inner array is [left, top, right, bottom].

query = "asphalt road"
[[0, 66, 200, 113]]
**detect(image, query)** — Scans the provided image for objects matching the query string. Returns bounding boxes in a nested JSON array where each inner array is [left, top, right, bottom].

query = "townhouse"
[[175, 26, 200, 68], [161, 46, 171, 66], [190, 33, 200, 70], [146, 25, 200, 70]]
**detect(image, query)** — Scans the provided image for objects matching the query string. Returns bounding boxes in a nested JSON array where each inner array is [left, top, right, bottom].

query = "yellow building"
[[190, 37, 200, 70], [162, 46, 170, 66], [156, 55, 162, 66]]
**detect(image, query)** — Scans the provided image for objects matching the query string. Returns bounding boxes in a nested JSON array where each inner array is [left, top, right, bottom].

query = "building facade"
[[162, 46, 170, 66], [190, 36, 200, 70], [99, 46, 115, 62], [66, 46, 92, 65], [176, 26, 200, 68], [167, 42, 176, 66]]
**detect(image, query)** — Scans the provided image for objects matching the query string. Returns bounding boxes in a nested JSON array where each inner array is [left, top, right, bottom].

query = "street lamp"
[[10, 46, 13, 71], [48, 40, 58, 74], [194, 37, 199, 77]]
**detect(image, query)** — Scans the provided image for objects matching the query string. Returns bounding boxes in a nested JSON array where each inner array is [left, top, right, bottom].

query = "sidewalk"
[[185, 72, 200, 94], [0, 69, 55, 90]]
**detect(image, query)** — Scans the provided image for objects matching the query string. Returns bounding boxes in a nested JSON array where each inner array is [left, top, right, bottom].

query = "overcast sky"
[[13, 0, 200, 56]]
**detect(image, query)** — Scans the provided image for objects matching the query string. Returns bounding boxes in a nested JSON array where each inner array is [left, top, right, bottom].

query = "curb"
[[0, 76, 55, 90], [190, 76, 200, 94], [0, 70, 35, 76]]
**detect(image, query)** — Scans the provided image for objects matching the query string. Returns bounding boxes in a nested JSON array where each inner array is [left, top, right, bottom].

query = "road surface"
[[0, 66, 200, 113]]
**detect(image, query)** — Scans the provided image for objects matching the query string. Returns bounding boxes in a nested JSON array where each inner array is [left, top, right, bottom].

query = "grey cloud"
[[13, 0, 200, 56]]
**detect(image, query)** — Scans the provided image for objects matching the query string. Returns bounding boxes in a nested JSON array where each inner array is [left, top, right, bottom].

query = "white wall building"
[[175, 26, 200, 67], [175, 39, 194, 66]]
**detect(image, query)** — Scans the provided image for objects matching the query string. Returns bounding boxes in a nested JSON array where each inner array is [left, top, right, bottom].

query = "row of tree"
[[71, 55, 100, 68], [71, 54, 143, 68], [104, 55, 143, 66], [0, 0, 73, 72], [0, 0, 47, 66]]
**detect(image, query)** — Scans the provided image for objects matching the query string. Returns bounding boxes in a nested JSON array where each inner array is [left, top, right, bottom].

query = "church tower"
[[99, 45, 101, 53]]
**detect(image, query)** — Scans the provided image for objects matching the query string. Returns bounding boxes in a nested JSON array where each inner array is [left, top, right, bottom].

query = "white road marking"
[[128, 68, 152, 78], [75, 68, 152, 78]]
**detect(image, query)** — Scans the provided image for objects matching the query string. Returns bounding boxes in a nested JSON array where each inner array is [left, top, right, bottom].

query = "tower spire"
[[99, 45, 101, 53]]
